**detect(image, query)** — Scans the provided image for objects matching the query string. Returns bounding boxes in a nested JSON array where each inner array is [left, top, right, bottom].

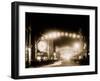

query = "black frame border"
[[11, 1, 98, 79]]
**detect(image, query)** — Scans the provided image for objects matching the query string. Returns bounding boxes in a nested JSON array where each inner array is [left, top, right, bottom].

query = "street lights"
[[35, 31, 83, 62], [41, 31, 81, 40]]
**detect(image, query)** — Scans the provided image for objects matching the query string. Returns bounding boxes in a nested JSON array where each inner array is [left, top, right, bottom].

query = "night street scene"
[[25, 12, 90, 68]]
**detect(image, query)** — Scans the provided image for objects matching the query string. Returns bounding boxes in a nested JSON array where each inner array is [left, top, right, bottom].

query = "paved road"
[[42, 60, 79, 67]]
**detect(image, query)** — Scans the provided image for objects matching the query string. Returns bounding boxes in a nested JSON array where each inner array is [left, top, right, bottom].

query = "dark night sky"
[[26, 12, 89, 44]]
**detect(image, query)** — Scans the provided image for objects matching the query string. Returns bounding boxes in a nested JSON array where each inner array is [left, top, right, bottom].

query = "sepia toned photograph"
[[11, 2, 97, 79], [25, 13, 89, 68]]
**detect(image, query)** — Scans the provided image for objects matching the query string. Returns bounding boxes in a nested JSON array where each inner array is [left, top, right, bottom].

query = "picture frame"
[[11, 1, 98, 79]]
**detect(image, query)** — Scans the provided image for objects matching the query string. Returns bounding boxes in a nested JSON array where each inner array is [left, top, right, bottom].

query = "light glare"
[[37, 56, 41, 61], [72, 33, 76, 38], [65, 32, 68, 36], [38, 41, 47, 52], [76, 35, 80, 38], [61, 32, 64, 36], [73, 42, 81, 50], [69, 33, 72, 37]]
